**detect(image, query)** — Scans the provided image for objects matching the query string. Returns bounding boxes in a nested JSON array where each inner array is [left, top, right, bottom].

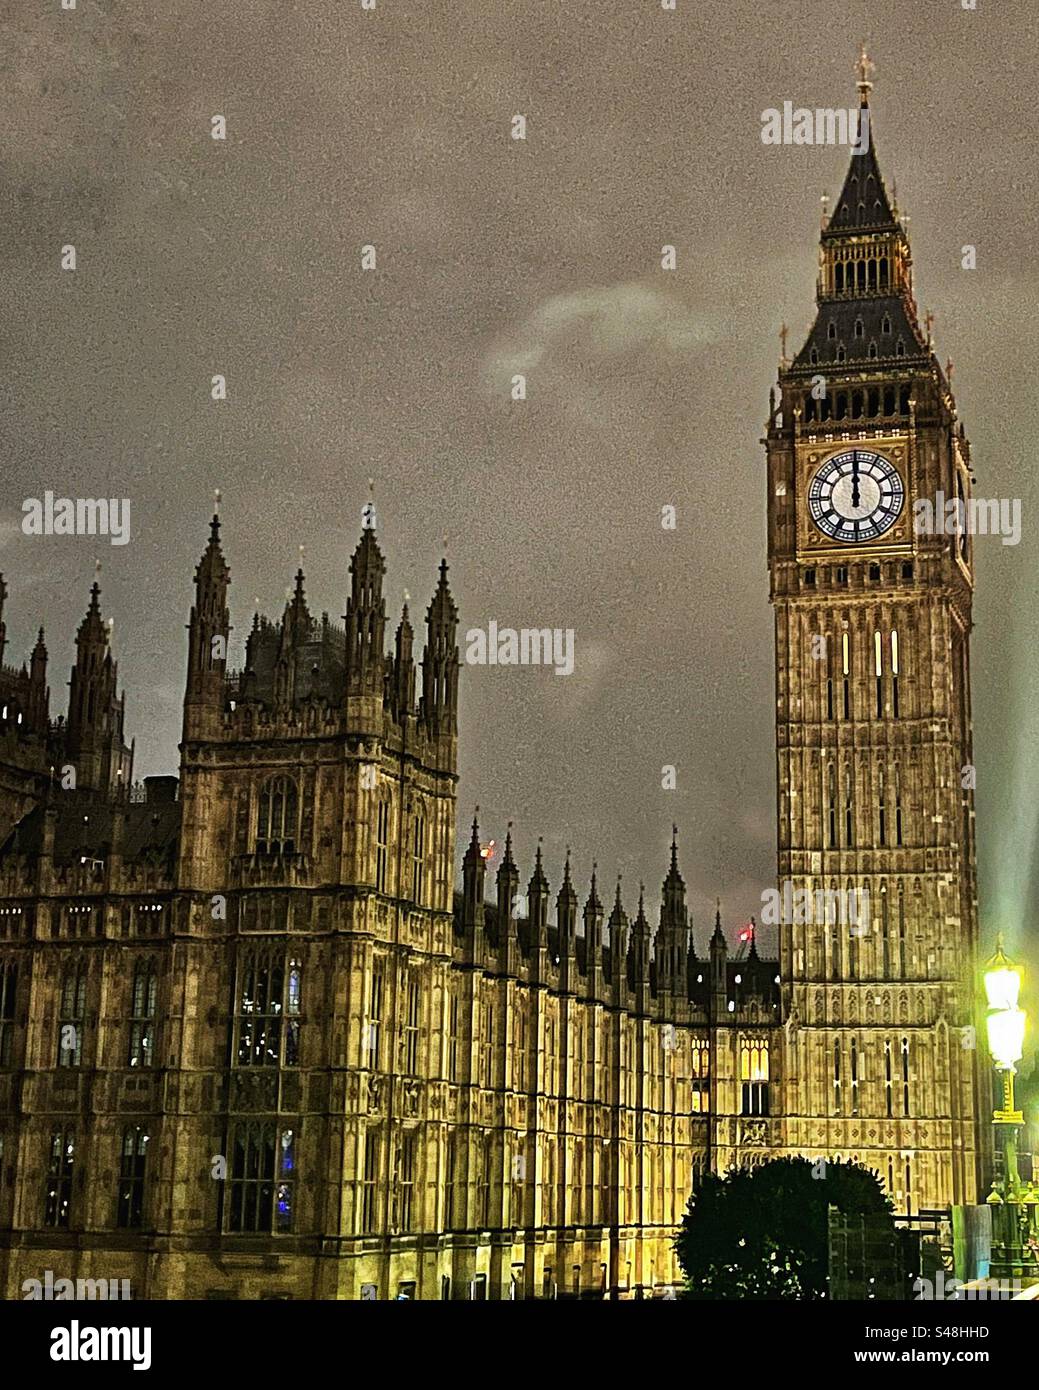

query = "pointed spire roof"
[[664, 823, 685, 890], [463, 808, 484, 868], [76, 581, 108, 648], [557, 847, 577, 909], [632, 881, 648, 934], [710, 899, 727, 950], [585, 862, 602, 914], [527, 836, 548, 895], [825, 48, 897, 235], [349, 526, 385, 591], [426, 556, 458, 629]]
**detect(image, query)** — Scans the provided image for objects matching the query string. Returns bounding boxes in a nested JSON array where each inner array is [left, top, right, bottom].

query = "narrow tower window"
[[874, 629, 883, 717], [375, 797, 390, 892], [884, 1039, 893, 1117], [850, 1038, 859, 1115], [842, 632, 851, 719], [901, 1037, 911, 1116]]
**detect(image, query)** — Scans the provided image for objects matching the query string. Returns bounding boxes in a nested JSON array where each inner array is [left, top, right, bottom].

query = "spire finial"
[[362, 478, 376, 532], [214, 487, 222, 514], [779, 322, 789, 365], [856, 43, 875, 103]]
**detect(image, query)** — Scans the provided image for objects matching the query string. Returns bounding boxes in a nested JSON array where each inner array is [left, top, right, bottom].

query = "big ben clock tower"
[[765, 52, 982, 1210]]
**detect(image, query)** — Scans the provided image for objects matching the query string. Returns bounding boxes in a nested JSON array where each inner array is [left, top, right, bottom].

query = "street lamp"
[[983, 938, 1036, 1282]]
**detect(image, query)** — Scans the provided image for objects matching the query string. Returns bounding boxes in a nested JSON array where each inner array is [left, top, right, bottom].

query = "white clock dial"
[[808, 449, 904, 543]]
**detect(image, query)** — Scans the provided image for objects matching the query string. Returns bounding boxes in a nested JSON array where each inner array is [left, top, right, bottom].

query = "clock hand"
[[851, 452, 860, 510]]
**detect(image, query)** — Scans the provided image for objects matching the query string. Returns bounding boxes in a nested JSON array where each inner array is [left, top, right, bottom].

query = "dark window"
[[117, 1126, 149, 1228], [235, 953, 301, 1067], [869, 563, 880, 581], [228, 1122, 294, 1233], [128, 961, 156, 1067], [0, 962, 17, 1066], [375, 799, 390, 892], [805, 568, 816, 586], [256, 776, 298, 855], [58, 965, 86, 1067], [362, 1129, 380, 1234], [45, 1128, 75, 1227]]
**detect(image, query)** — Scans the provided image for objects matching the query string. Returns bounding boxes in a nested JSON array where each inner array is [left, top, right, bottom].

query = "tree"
[[675, 1156, 893, 1299]]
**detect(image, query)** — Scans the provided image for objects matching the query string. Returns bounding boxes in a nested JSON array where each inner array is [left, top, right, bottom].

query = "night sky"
[[4, 1, 1038, 980]]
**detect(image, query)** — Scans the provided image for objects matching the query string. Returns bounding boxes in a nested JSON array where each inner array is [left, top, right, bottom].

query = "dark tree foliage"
[[675, 1156, 893, 1300]]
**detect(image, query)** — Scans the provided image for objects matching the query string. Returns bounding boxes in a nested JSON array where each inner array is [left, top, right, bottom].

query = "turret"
[[657, 826, 689, 993], [608, 878, 628, 994], [66, 581, 132, 796], [582, 865, 604, 990], [527, 837, 550, 968], [629, 884, 651, 994], [420, 558, 458, 737], [183, 514, 231, 741], [495, 825, 520, 971], [556, 850, 577, 991], [27, 628, 49, 732], [461, 810, 486, 949], [709, 902, 729, 1017], [392, 601, 416, 719], [344, 527, 386, 701]]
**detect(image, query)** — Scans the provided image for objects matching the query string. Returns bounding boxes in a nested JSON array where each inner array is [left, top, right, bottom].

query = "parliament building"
[[0, 67, 981, 1300]]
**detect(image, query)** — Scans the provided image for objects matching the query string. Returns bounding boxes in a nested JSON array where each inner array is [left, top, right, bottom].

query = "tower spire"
[[855, 42, 875, 105]]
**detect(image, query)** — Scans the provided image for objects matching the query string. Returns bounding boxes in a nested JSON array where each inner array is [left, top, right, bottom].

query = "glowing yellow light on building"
[[842, 632, 850, 676], [984, 940, 1026, 1069], [874, 630, 882, 676], [891, 629, 899, 675]]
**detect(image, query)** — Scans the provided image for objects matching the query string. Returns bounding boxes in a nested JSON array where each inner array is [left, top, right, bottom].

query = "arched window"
[[411, 813, 425, 904], [128, 960, 157, 1067], [854, 318, 864, 338], [827, 322, 837, 340], [228, 1121, 295, 1233], [850, 1038, 859, 1115], [0, 959, 17, 1067], [117, 1126, 149, 1229], [901, 1036, 911, 1115], [375, 797, 390, 892], [235, 950, 301, 1067], [58, 964, 87, 1066], [740, 1039, 769, 1115], [256, 776, 298, 855]]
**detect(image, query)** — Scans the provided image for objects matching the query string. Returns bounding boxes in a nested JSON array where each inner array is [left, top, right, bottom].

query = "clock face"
[[808, 449, 904, 543]]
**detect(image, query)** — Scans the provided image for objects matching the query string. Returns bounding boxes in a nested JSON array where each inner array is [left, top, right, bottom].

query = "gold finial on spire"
[[924, 309, 935, 347], [856, 43, 875, 103], [94, 557, 102, 581], [820, 193, 830, 229], [213, 487, 222, 514], [779, 322, 789, 366]]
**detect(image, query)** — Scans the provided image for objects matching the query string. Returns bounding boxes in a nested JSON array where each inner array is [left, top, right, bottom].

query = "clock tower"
[[765, 54, 982, 1210]]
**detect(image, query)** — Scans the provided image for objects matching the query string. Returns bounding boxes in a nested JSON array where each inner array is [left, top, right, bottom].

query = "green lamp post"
[[983, 938, 1036, 1283]]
